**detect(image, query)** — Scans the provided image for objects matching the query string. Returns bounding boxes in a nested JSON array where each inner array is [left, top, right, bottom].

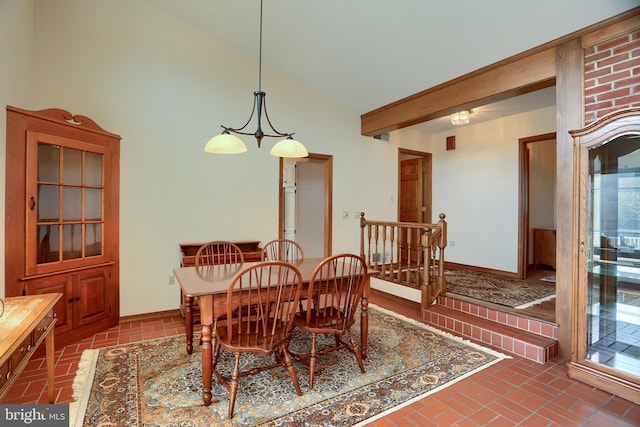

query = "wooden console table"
[[0, 293, 61, 403]]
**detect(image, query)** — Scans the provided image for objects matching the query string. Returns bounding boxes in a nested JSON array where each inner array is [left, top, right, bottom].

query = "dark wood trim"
[[581, 12, 640, 47], [518, 132, 557, 279], [278, 153, 333, 257], [555, 38, 584, 359], [18, 262, 116, 281]]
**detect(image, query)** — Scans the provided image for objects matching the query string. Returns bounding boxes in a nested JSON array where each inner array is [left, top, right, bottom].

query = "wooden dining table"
[[173, 257, 370, 406]]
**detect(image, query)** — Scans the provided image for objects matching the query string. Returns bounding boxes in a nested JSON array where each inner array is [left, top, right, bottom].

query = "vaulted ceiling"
[[147, 0, 637, 131]]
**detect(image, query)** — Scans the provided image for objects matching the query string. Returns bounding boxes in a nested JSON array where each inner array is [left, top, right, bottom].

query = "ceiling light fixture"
[[204, 0, 308, 158], [450, 110, 470, 125]]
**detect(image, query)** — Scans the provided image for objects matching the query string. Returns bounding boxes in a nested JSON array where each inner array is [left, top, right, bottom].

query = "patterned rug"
[[445, 269, 556, 309], [70, 306, 508, 427]]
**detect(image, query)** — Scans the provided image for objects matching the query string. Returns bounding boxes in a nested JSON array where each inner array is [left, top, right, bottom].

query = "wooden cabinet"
[[22, 266, 116, 336], [568, 108, 640, 404], [178, 241, 262, 318], [5, 107, 120, 349], [533, 228, 556, 269]]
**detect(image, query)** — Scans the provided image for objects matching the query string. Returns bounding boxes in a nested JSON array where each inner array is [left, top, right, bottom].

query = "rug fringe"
[[69, 349, 99, 427], [368, 304, 511, 360], [514, 294, 556, 309]]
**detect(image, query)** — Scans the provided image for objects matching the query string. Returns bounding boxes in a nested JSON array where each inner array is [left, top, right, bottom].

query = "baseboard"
[[119, 309, 182, 323]]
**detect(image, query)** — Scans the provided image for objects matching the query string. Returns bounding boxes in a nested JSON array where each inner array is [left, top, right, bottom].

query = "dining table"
[[173, 256, 371, 406]]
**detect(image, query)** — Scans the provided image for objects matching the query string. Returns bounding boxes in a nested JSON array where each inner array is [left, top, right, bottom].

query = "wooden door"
[[24, 275, 73, 334], [399, 158, 423, 223], [399, 158, 423, 265]]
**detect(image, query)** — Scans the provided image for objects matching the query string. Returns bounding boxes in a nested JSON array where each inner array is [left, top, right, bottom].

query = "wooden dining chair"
[[195, 241, 245, 266], [212, 261, 304, 419], [192, 241, 245, 344], [292, 253, 367, 389], [262, 239, 304, 262]]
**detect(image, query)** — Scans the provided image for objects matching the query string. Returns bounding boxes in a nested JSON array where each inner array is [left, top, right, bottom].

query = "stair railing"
[[359, 212, 447, 309]]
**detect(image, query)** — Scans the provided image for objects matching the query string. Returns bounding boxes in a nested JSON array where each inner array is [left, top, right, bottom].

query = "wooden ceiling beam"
[[360, 49, 557, 136]]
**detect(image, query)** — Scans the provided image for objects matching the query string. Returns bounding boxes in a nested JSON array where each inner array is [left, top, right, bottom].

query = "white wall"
[[0, 0, 37, 300], [393, 106, 556, 273], [0, 0, 396, 314]]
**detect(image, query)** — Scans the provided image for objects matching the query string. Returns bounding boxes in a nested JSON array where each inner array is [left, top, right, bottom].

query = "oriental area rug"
[[70, 305, 508, 427], [445, 269, 556, 309]]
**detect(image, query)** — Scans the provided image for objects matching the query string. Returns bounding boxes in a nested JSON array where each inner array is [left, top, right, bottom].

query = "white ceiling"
[[146, 0, 637, 131]]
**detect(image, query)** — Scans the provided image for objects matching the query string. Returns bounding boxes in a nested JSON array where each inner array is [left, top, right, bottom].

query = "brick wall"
[[584, 29, 640, 124]]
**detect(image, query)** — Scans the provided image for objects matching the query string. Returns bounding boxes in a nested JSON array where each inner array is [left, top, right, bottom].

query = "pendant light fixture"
[[450, 110, 470, 125], [204, 0, 308, 158]]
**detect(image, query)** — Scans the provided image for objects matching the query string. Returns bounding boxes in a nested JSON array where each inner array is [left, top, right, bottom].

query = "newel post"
[[359, 212, 366, 261], [437, 213, 447, 294]]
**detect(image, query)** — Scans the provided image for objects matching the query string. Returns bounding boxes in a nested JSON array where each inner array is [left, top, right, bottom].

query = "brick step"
[[438, 295, 558, 340], [423, 305, 558, 363]]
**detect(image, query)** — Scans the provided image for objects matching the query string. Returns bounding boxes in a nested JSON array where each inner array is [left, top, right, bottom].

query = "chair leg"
[[280, 346, 302, 396], [309, 333, 318, 389], [212, 340, 221, 370], [227, 353, 241, 419], [349, 332, 366, 373]]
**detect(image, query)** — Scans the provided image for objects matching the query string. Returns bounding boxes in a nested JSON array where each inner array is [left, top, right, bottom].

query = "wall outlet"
[[168, 275, 175, 286], [449, 240, 456, 247]]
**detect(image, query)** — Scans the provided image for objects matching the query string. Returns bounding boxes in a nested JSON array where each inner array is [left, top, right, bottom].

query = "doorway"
[[398, 149, 432, 263], [518, 132, 557, 279], [398, 149, 432, 223], [278, 153, 333, 258]]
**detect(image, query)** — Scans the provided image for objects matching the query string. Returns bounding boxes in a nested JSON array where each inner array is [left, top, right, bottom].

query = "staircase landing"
[[423, 294, 559, 363]]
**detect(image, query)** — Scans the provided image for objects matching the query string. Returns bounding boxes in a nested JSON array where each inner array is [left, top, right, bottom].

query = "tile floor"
[[2, 295, 639, 426]]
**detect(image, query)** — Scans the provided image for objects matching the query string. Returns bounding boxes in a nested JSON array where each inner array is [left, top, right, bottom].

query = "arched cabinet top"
[[570, 107, 640, 149], [6, 105, 121, 140]]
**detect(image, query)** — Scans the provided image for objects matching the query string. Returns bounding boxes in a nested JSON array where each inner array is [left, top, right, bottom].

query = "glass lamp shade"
[[450, 110, 470, 125], [204, 132, 248, 154], [270, 138, 309, 158]]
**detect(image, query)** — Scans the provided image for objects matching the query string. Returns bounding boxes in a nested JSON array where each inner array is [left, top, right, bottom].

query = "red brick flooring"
[[2, 295, 639, 426]]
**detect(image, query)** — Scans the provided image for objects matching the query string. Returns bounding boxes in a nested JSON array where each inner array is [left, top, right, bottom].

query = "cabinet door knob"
[[29, 196, 36, 211]]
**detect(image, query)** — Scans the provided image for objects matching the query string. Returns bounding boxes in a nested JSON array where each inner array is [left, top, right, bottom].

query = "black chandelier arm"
[[261, 94, 292, 138], [222, 93, 259, 134], [222, 91, 293, 140]]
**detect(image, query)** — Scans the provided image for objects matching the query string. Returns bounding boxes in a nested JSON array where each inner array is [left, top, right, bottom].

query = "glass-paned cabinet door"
[[571, 108, 640, 403], [585, 134, 640, 377], [26, 131, 107, 275]]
